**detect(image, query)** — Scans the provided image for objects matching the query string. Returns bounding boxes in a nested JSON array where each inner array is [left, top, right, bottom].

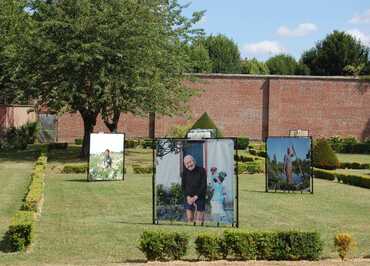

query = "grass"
[[0, 146, 370, 265], [0, 149, 36, 252], [336, 153, 370, 164]]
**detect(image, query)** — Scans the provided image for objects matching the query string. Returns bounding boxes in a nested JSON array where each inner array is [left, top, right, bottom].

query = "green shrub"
[[62, 163, 88, 174], [139, 231, 189, 261], [195, 234, 226, 260], [224, 230, 258, 260], [238, 162, 263, 174], [339, 162, 370, 169], [313, 168, 336, 181], [6, 211, 34, 251], [132, 165, 153, 174], [0, 122, 38, 151], [125, 139, 140, 148], [74, 138, 83, 145], [327, 136, 370, 154], [142, 139, 154, 149], [167, 124, 192, 138], [336, 173, 370, 189], [257, 151, 267, 158], [334, 233, 356, 261], [313, 139, 339, 170], [47, 142, 68, 150], [236, 137, 249, 150], [190, 112, 223, 137], [249, 148, 257, 156]]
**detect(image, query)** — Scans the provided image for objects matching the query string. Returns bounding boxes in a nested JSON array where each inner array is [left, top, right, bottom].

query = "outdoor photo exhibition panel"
[[154, 138, 238, 227], [266, 136, 313, 193], [88, 133, 125, 181]]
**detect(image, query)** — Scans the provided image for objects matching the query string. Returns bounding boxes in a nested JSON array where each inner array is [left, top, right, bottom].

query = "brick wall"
[[56, 74, 370, 142]]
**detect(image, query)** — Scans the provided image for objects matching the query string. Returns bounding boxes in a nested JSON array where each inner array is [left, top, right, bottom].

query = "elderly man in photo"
[[181, 154, 207, 225]]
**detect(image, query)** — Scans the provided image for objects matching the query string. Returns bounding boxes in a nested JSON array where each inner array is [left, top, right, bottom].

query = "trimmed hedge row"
[[6, 211, 35, 251], [338, 162, 370, 169], [249, 149, 267, 158], [139, 230, 323, 261], [133, 165, 153, 174], [139, 231, 189, 261], [234, 154, 255, 162], [314, 168, 370, 189], [327, 136, 370, 154], [6, 151, 48, 252], [62, 163, 88, 174], [238, 161, 264, 174]]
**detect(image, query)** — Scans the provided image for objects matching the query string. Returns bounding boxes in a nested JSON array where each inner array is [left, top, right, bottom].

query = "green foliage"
[[313, 168, 336, 181], [139, 231, 189, 261], [240, 58, 270, 74], [6, 211, 34, 252], [238, 161, 264, 174], [334, 233, 356, 261], [62, 163, 88, 174], [21, 0, 203, 157], [338, 162, 370, 169], [48, 143, 68, 150], [336, 173, 370, 189], [74, 139, 83, 145], [313, 139, 339, 170], [327, 136, 370, 154], [191, 112, 223, 137], [22, 154, 47, 212], [125, 140, 140, 149], [187, 42, 212, 73], [142, 139, 154, 149], [266, 54, 299, 75], [234, 154, 255, 162], [203, 34, 241, 73], [224, 230, 322, 261], [132, 165, 152, 174], [301, 31, 369, 76], [236, 137, 249, 150], [167, 124, 192, 138], [0, 122, 39, 151], [195, 234, 226, 260]]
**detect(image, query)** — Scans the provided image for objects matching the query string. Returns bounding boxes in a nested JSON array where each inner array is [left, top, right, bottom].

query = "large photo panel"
[[89, 133, 125, 181], [266, 137, 312, 192], [155, 138, 236, 226]]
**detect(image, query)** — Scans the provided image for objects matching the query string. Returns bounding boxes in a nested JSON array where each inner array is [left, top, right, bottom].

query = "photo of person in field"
[[89, 134, 125, 181]]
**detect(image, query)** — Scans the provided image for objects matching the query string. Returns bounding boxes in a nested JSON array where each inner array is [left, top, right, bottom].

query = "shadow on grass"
[[64, 178, 88, 182], [0, 233, 13, 253]]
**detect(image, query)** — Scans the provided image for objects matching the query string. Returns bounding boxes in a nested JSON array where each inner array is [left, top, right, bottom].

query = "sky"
[[180, 0, 370, 61], [267, 137, 311, 163]]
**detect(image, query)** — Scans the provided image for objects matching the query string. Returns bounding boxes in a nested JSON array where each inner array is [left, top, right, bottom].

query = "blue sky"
[[267, 138, 311, 163], [181, 0, 370, 61]]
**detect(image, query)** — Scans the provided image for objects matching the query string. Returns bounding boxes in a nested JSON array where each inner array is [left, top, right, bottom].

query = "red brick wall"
[[56, 74, 370, 142], [268, 78, 370, 140]]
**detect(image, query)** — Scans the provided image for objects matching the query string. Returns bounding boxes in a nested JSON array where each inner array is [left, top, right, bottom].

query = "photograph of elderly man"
[[181, 155, 207, 225]]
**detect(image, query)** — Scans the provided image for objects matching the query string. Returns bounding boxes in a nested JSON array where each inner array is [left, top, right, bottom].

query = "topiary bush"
[[62, 163, 88, 174], [313, 139, 339, 170], [139, 231, 189, 261], [190, 112, 223, 137], [6, 211, 34, 252], [236, 137, 249, 150]]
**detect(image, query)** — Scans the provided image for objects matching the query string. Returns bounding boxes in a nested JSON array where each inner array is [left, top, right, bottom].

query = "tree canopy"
[[301, 30, 370, 76], [18, 0, 204, 156], [240, 58, 270, 75]]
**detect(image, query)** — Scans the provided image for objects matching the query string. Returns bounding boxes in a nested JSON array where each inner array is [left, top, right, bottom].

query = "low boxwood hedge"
[[336, 173, 370, 189], [313, 168, 336, 181], [62, 163, 88, 174], [139, 231, 189, 261], [132, 165, 153, 174], [338, 162, 370, 169], [6, 211, 35, 252]]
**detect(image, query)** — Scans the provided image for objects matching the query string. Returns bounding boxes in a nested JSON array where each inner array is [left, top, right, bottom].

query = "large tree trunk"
[[149, 112, 155, 139], [79, 109, 99, 158], [103, 110, 121, 133]]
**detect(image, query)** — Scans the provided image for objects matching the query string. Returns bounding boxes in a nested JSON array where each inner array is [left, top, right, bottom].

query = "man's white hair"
[[183, 154, 196, 164]]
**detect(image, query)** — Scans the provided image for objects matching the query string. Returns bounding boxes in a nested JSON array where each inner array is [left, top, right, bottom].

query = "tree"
[[203, 34, 241, 73], [240, 58, 269, 74], [21, 0, 203, 156], [266, 54, 298, 75], [191, 112, 223, 137], [186, 42, 212, 73], [0, 0, 31, 104], [301, 30, 369, 76]]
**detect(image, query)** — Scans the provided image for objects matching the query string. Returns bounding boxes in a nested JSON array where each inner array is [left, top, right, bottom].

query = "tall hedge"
[[190, 112, 223, 137], [313, 139, 339, 170]]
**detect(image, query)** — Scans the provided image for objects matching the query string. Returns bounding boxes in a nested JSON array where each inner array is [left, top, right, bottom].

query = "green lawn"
[[0, 149, 38, 251], [336, 153, 370, 164], [0, 147, 370, 265]]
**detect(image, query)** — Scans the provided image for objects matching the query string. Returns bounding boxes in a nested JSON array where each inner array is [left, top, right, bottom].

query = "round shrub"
[[313, 139, 339, 170]]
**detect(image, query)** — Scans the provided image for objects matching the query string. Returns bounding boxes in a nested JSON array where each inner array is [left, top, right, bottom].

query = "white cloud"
[[277, 23, 317, 37], [346, 29, 370, 46], [241, 41, 286, 56], [349, 9, 370, 24]]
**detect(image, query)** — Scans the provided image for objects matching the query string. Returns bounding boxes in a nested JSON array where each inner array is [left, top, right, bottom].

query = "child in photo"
[[210, 170, 227, 223]]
